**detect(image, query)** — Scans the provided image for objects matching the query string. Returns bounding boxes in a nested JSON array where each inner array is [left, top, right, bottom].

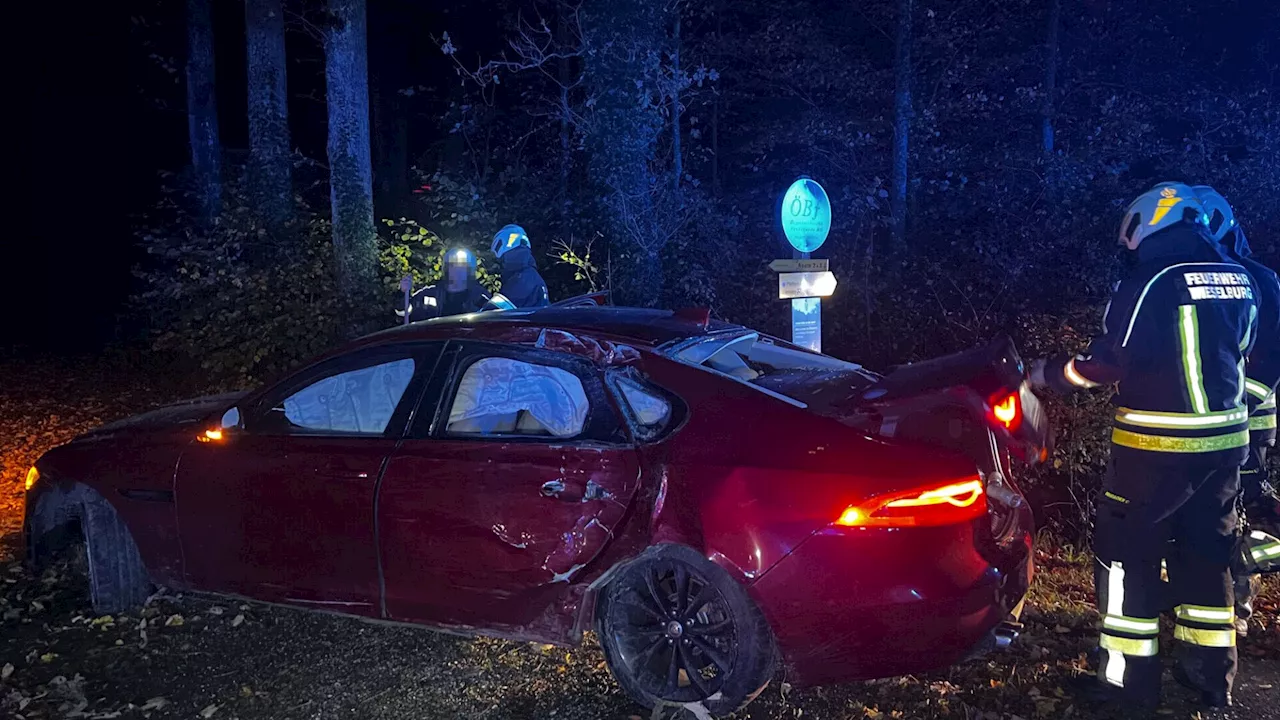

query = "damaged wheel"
[[597, 544, 776, 716]]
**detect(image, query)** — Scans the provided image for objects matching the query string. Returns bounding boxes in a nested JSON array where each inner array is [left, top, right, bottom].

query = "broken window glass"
[[616, 377, 671, 428], [281, 358, 416, 434], [446, 357, 589, 438]]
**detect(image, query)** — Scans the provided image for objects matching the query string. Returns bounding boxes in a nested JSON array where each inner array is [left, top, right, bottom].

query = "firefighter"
[[1194, 186, 1280, 637], [490, 224, 550, 308], [398, 248, 490, 322], [1029, 182, 1258, 709]]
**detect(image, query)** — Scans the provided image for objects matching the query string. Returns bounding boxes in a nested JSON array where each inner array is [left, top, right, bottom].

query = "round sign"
[[780, 178, 831, 253]]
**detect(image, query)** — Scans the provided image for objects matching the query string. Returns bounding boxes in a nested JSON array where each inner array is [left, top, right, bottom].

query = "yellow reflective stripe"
[[1175, 605, 1234, 624], [1252, 415, 1278, 431], [1100, 633, 1159, 656], [1244, 379, 1270, 399], [1112, 428, 1249, 453], [1174, 625, 1236, 648], [1179, 305, 1210, 414], [1102, 615, 1160, 634], [1064, 357, 1100, 388], [1251, 543, 1280, 561], [1114, 407, 1248, 429]]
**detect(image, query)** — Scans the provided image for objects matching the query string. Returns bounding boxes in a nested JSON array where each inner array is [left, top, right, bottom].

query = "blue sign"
[[780, 178, 832, 253], [791, 298, 822, 352]]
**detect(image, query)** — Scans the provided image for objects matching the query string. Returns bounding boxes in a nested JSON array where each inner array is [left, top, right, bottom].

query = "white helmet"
[[1117, 182, 1208, 250], [1192, 185, 1237, 244]]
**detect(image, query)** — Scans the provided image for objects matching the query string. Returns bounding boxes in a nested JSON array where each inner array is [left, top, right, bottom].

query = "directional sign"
[[778, 271, 837, 299], [780, 178, 832, 253], [769, 258, 829, 273]]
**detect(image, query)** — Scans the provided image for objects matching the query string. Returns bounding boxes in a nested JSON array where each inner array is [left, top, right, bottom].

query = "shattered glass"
[[283, 358, 416, 434], [447, 357, 589, 437], [617, 378, 671, 427]]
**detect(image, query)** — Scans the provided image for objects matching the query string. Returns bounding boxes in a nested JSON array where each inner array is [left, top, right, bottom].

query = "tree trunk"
[[671, 13, 683, 203], [245, 0, 294, 241], [890, 0, 912, 250], [557, 3, 572, 219], [1042, 0, 1060, 156], [324, 0, 379, 316], [185, 0, 221, 225]]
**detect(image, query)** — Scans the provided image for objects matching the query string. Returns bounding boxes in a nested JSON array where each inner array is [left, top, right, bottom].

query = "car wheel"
[[597, 544, 776, 716], [30, 483, 152, 613]]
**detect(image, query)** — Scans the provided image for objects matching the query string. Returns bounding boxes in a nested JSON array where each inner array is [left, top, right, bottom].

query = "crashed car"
[[24, 306, 1047, 716]]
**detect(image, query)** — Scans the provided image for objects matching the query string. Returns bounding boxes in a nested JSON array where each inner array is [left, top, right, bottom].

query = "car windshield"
[[661, 331, 879, 406]]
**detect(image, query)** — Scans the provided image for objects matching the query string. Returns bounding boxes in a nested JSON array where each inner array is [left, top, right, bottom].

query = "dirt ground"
[[2, 355, 1278, 720]]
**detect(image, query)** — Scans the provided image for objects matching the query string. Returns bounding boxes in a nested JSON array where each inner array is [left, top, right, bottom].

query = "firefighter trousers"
[[1236, 442, 1276, 623], [1094, 448, 1239, 703]]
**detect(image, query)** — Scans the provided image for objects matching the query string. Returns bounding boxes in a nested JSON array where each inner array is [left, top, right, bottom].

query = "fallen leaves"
[[199, 702, 220, 718], [231, 614, 244, 627], [1, 662, 13, 680], [164, 614, 184, 627]]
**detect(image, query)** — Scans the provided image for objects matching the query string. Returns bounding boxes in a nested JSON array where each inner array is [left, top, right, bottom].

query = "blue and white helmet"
[[1191, 185, 1237, 244], [1117, 182, 1208, 250], [491, 224, 530, 258]]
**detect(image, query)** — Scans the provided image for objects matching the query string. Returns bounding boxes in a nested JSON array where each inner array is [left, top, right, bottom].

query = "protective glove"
[[1027, 358, 1049, 389]]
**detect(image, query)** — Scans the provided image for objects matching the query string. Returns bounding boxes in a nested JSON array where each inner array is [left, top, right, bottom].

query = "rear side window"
[[617, 377, 672, 428], [445, 357, 588, 438], [280, 358, 417, 434]]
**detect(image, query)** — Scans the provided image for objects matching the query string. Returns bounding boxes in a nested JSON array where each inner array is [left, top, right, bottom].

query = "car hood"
[[78, 391, 249, 440]]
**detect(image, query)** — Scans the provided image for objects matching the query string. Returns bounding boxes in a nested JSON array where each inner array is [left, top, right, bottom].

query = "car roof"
[[358, 306, 743, 349]]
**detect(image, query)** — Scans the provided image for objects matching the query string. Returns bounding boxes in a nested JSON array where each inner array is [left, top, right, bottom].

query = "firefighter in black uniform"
[[1194, 186, 1280, 637], [490, 224, 550, 309], [1030, 182, 1258, 709], [398, 248, 491, 323]]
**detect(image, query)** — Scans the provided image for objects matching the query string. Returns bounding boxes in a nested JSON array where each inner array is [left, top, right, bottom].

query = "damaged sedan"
[[24, 305, 1048, 716]]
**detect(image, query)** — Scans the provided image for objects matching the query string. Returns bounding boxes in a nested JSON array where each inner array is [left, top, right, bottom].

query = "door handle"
[[541, 479, 585, 502]]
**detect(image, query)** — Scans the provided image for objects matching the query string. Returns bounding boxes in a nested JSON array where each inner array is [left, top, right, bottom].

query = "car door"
[[377, 341, 642, 636], [175, 343, 440, 614]]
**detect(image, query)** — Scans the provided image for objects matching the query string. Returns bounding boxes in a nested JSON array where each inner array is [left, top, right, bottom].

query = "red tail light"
[[988, 390, 1021, 431], [835, 477, 986, 528]]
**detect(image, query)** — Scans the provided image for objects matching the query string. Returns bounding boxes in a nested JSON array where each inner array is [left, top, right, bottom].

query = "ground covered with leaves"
[[2, 357, 1279, 719]]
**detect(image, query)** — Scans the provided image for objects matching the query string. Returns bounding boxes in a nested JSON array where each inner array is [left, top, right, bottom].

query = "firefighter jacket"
[[1228, 230, 1279, 446], [498, 246, 550, 309], [1046, 223, 1259, 463]]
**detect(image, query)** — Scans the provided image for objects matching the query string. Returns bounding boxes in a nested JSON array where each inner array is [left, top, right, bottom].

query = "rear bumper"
[[749, 505, 1034, 686]]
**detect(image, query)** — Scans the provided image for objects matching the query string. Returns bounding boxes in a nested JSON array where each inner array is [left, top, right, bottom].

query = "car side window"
[[616, 377, 672, 428], [445, 357, 589, 438], [253, 355, 420, 436]]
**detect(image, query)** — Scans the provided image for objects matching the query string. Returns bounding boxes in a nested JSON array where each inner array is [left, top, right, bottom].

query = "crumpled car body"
[[25, 306, 1037, 687]]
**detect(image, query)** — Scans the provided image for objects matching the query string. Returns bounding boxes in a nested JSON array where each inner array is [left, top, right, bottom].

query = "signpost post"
[[775, 177, 832, 352]]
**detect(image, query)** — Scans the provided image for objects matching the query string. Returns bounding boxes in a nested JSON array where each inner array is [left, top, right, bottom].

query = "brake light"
[[834, 477, 986, 528], [988, 390, 1020, 431]]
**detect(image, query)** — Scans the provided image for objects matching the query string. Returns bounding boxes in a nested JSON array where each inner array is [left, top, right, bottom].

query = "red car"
[[25, 306, 1047, 716]]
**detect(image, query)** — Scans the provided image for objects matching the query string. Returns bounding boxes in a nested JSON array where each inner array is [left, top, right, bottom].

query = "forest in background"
[[120, 0, 1279, 537]]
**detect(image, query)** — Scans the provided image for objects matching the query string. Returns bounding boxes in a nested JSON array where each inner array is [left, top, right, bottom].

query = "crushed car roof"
[[362, 306, 743, 347]]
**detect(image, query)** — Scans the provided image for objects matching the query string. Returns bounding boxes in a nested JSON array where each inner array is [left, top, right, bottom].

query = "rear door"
[[377, 341, 641, 636], [175, 343, 439, 613]]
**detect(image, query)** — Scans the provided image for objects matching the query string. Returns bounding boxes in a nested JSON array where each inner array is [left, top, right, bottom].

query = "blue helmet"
[[1117, 182, 1208, 250], [491, 224, 530, 258]]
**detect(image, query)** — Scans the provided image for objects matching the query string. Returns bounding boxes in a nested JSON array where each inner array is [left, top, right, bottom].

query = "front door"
[[176, 344, 437, 614], [377, 343, 641, 637]]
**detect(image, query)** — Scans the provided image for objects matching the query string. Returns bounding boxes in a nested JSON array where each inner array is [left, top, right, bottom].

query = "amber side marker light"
[[25, 466, 39, 491], [835, 478, 986, 528], [198, 428, 224, 443]]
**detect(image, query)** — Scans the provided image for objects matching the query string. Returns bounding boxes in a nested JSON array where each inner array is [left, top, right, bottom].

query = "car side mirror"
[[220, 407, 243, 430]]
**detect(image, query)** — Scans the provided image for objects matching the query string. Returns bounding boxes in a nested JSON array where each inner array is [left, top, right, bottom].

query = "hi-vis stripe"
[[1064, 357, 1100, 388], [1115, 407, 1247, 429], [1245, 378, 1277, 408], [1175, 605, 1234, 623], [1253, 542, 1280, 562], [1103, 615, 1160, 634], [1179, 305, 1210, 414], [1174, 626, 1236, 648], [1103, 561, 1128, 687], [1241, 305, 1257, 351]]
